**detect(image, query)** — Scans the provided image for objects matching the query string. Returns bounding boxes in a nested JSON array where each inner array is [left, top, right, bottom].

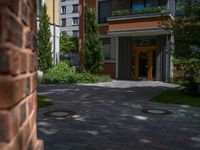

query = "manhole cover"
[[142, 109, 172, 115], [44, 110, 76, 117]]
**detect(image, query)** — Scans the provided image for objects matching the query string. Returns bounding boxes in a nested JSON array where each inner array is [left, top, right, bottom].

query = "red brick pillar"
[[0, 0, 43, 150]]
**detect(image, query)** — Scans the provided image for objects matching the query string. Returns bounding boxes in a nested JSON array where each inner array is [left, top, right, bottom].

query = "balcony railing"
[[112, 6, 168, 17]]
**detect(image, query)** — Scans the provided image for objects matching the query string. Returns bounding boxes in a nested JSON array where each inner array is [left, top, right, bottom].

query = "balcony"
[[96, 0, 175, 36], [108, 0, 175, 20], [103, 0, 174, 36], [111, 6, 169, 18], [98, 0, 175, 23]]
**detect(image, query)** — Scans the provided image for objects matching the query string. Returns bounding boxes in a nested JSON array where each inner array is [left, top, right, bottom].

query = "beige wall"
[[46, 0, 60, 25]]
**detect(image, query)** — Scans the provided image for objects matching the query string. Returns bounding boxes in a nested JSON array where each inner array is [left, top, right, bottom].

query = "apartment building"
[[37, 0, 61, 64], [60, 0, 79, 37], [79, 0, 186, 81]]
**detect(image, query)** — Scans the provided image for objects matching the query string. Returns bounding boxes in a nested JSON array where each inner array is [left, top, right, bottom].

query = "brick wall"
[[0, 0, 43, 150], [102, 63, 116, 78]]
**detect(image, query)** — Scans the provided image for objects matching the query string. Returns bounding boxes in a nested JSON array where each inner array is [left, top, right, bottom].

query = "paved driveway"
[[37, 81, 200, 150]]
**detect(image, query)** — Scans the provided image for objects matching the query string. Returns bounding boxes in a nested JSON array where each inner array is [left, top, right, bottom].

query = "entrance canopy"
[[108, 28, 171, 37], [107, 13, 173, 37]]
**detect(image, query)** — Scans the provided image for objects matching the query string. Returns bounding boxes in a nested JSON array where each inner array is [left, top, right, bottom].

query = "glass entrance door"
[[132, 46, 156, 80], [152, 50, 157, 78], [139, 51, 148, 77]]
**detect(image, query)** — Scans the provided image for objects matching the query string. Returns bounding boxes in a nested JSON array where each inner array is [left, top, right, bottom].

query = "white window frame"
[[61, 6, 66, 14], [72, 17, 79, 26]]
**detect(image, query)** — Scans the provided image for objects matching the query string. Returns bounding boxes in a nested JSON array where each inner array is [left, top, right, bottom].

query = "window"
[[102, 38, 111, 60], [146, 0, 159, 7], [73, 30, 79, 37], [61, 18, 66, 27], [72, 17, 79, 26], [175, 0, 187, 16], [176, 0, 187, 11], [132, 0, 145, 9], [37, 0, 41, 16], [72, 4, 78, 13], [98, 1, 111, 24], [61, 6, 66, 14], [132, 0, 161, 9]]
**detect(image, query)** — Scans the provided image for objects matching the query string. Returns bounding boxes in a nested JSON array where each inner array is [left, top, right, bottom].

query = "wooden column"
[[148, 50, 153, 80], [135, 51, 139, 79]]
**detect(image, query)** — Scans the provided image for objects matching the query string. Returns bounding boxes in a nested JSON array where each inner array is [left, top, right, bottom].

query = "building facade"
[[60, 0, 79, 37], [37, 0, 61, 64], [79, 0, 186, 81]]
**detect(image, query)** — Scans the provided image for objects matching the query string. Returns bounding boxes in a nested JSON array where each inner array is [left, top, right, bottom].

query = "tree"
[[60, 34, 78, 53], [84, 8, 104, 74], [38, 4, 53, 73], [164, 0, 200, 96]]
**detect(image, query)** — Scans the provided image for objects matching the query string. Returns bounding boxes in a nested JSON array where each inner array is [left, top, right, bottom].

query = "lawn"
[[37, 95, 53, 108], [152, 89, 200, 107]]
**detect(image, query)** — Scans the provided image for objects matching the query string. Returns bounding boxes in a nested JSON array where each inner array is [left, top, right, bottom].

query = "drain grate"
[[142, 109, 172, 115], [44, 110, 76, 118]]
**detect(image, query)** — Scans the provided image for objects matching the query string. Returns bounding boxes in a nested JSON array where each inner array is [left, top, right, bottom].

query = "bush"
[[162, 0, 200, 97], [38, 4, 53, 73], [41, 62, 112, 84], [173, 58, 200, 96], [84, 8, 104, 74]]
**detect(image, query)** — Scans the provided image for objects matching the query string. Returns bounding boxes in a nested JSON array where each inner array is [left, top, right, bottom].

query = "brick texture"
[[0, 9, 23, 47], [0, 0, 43, 150]]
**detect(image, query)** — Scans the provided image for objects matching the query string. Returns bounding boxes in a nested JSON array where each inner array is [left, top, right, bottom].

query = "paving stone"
[[37, 81, 200, 150]]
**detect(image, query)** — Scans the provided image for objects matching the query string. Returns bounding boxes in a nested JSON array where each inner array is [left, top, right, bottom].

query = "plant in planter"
[[112, 6, 167, 17]]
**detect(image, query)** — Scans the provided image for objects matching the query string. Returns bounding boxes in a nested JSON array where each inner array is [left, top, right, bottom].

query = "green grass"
[[37, 95, 53, 108], [152, 89, 200, 107]]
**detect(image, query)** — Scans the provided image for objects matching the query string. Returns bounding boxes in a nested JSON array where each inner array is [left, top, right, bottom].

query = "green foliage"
[[176, 0, 186, 12], [173, 58, 200, 96], [37, 95, 53, 108], [112, 6, 167, 16], [41, 62, 112, 84], [84, 8, 104, 74], [38, 4, 53, 73], [153, 89, 200, 107], [41, 62, 75, 84], [165, 0, 200, 96], [60, 34, 78, 53], [185, 0, 200, 21]]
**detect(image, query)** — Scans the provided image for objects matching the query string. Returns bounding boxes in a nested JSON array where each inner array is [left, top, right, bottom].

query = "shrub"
[[41, 62, 75, 84], [41, 62, 111, 84], [163, 0, 200, 96], [38, 4, 53, 73], [84, 8, 104, 74], [174, 58, 200, 96]]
